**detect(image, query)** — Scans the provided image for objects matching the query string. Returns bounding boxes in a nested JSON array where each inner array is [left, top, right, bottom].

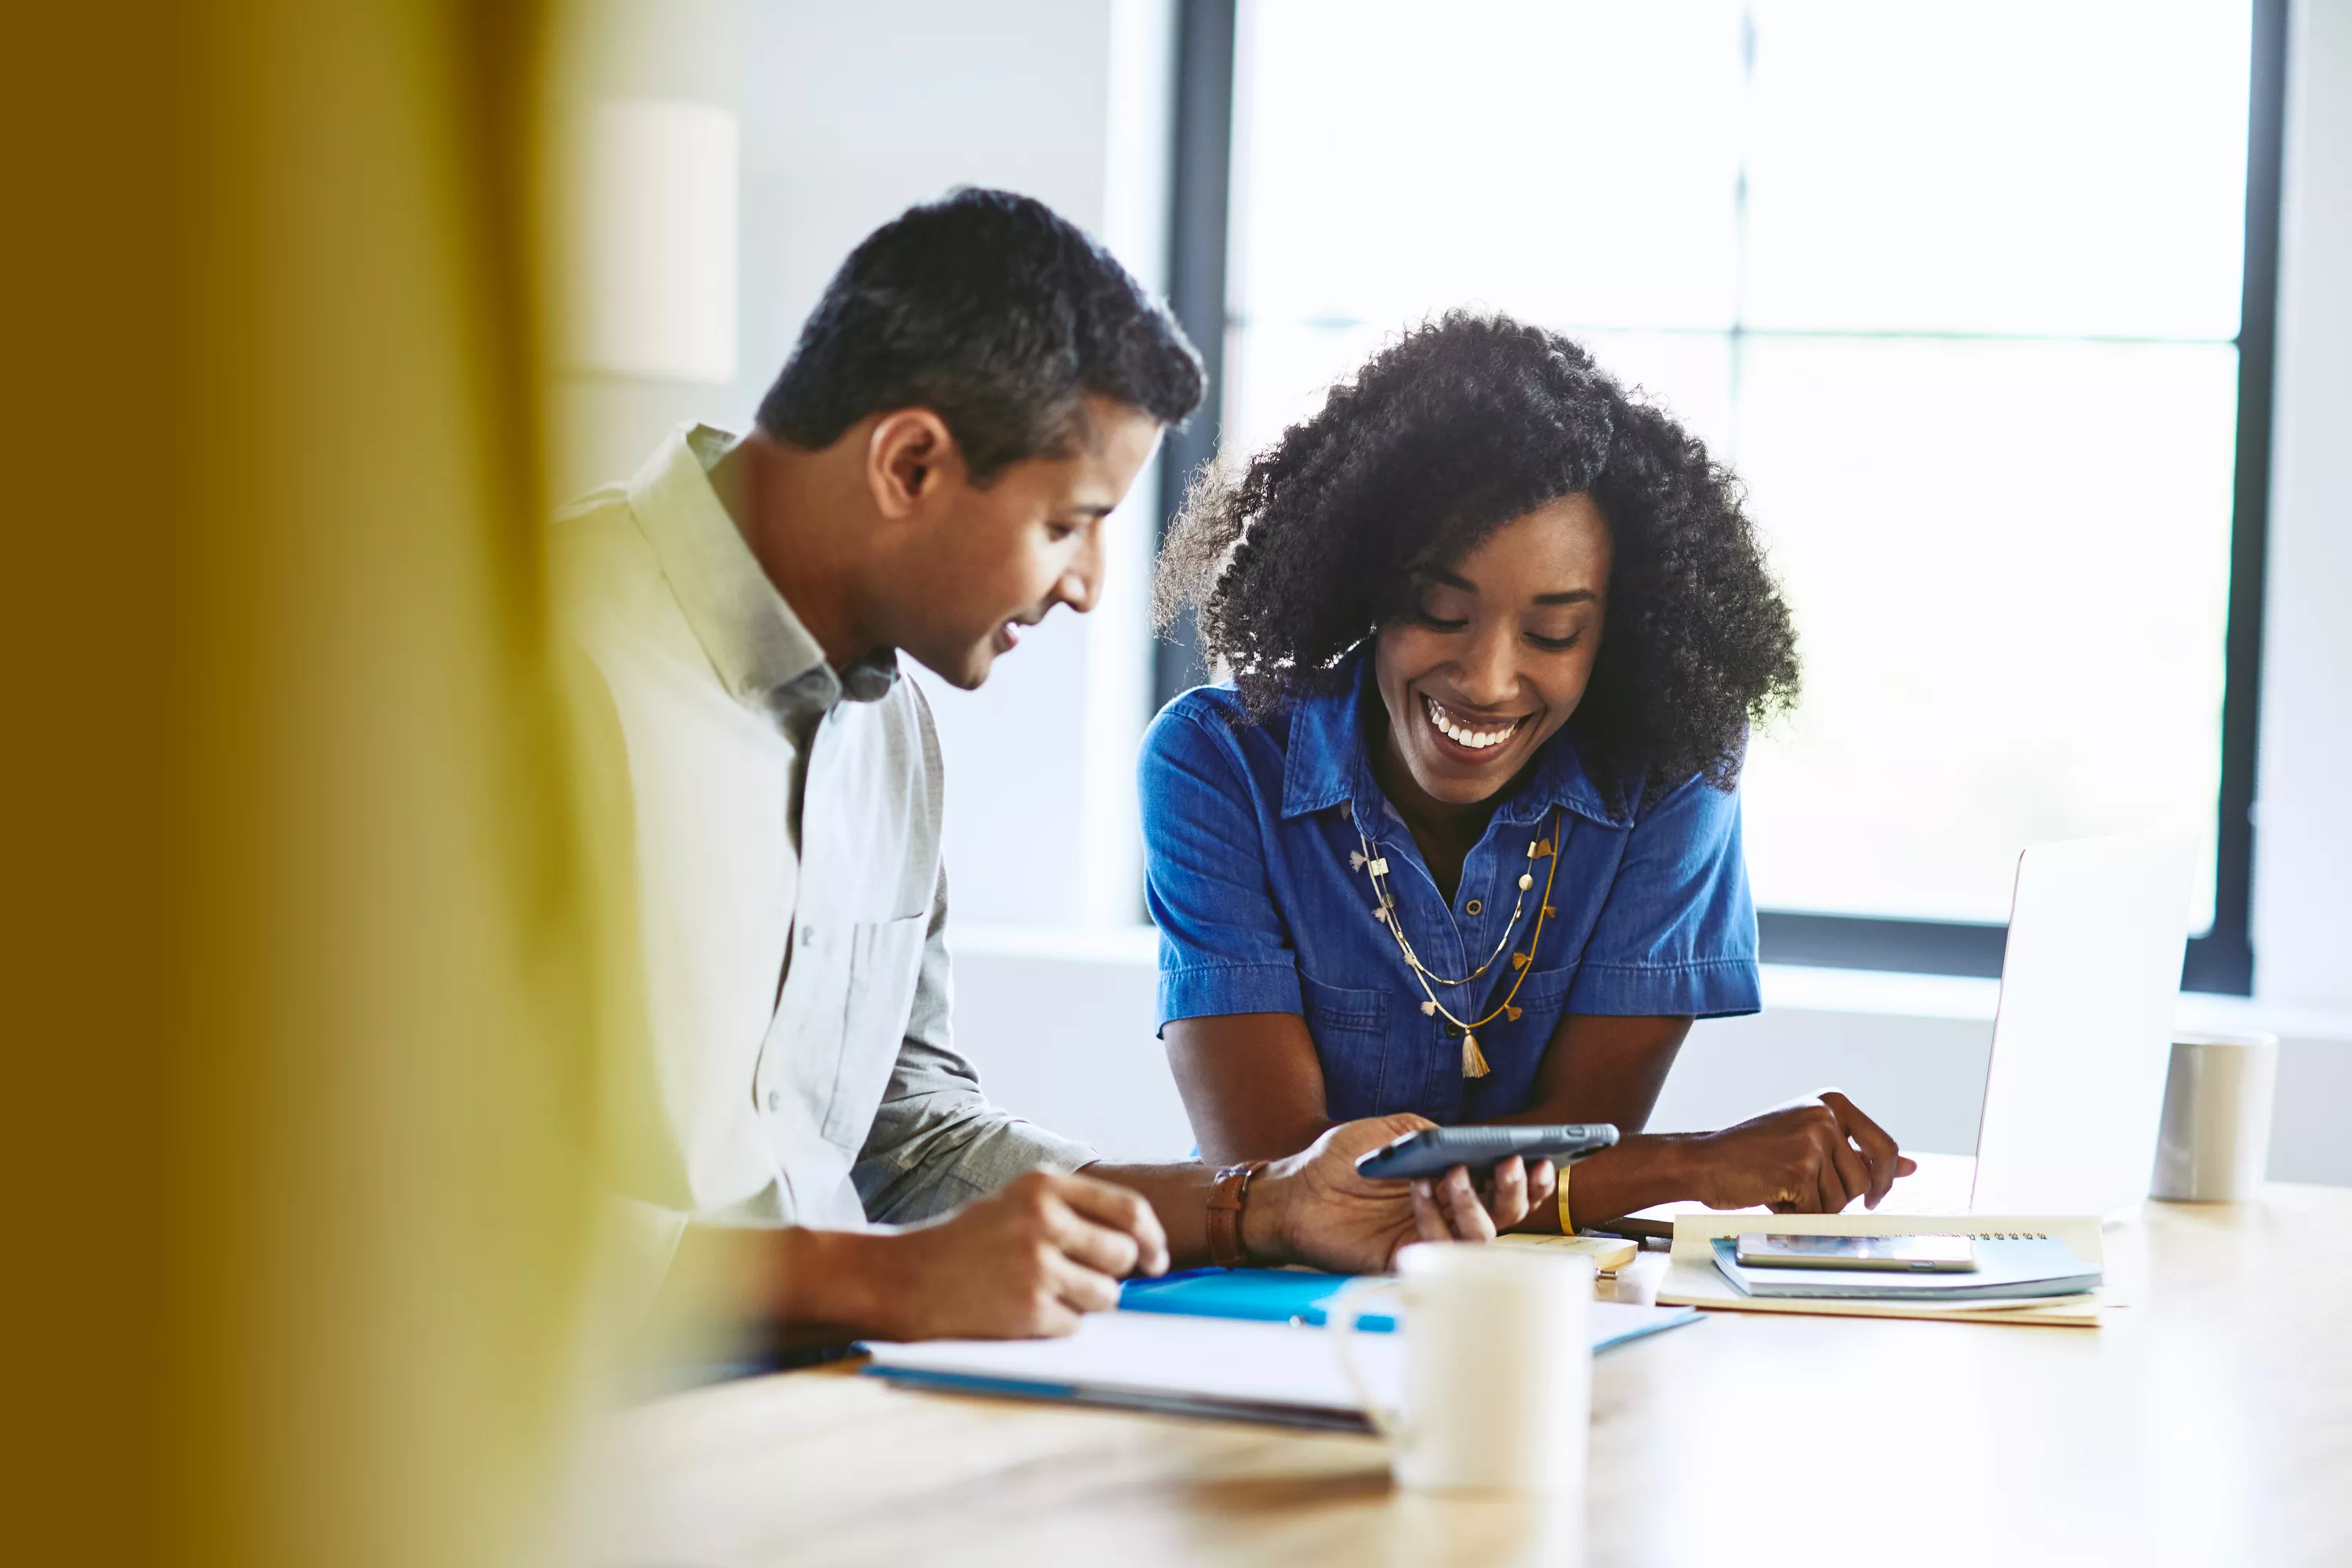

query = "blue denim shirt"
[[1140, 654, 1761, 1126]]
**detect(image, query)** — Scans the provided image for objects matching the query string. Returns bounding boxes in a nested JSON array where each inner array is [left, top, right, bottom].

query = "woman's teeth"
[[1423, 696, 1521, 752]]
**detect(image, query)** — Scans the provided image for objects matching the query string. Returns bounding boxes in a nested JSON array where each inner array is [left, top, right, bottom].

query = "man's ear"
[[865, 408, 963, 520]]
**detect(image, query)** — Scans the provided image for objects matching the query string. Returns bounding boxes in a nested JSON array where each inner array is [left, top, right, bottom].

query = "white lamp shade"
[[569, 100, 739, 384]]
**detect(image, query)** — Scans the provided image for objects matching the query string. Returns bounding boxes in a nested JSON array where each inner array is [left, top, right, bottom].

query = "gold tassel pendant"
[[1461, 1031, 1492, 1079]]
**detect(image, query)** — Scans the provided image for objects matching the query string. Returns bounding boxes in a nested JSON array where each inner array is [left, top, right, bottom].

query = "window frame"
[[1157, 0, 2285, 995]]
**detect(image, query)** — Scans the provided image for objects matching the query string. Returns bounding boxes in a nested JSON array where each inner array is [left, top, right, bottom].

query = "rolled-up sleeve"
[[851, 863, 1098, 1225], [1565, 771, 1762, 1018], [1139, 705, 1305, 1028]]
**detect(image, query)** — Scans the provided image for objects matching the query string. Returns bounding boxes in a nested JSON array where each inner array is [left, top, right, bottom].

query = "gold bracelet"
[[1556, 1160, 1573, 1235]]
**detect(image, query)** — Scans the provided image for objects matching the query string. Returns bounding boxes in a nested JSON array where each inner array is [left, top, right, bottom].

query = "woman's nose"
[[1456, 622, 1519, 706]]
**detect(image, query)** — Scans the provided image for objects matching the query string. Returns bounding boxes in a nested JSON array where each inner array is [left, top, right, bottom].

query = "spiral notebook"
[[1707, 1235, 2100, 1301], [1657, 1212, 2116, 1327]]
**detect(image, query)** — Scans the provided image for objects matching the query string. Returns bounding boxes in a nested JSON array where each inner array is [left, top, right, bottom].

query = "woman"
[[1142, 314, 1914, 1229]]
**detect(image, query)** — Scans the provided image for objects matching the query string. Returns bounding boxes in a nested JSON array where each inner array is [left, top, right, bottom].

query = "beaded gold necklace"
[[1350, 804, 1563, 1079]]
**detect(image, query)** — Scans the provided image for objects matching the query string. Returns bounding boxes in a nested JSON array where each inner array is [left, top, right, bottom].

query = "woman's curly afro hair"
[[1155, 312, 1800, 800]]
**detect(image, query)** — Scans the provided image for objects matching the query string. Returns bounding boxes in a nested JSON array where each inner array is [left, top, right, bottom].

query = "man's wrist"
[[1236, 1163, 1301, 1267], [776, 1226, 907, 1340]]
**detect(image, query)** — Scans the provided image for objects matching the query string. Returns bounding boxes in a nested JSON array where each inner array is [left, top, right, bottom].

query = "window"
[[1167, 0, 2282, 992]]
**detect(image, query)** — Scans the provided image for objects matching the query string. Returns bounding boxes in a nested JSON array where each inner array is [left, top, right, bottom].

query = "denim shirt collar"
[[1277, 650, 1635, 830]]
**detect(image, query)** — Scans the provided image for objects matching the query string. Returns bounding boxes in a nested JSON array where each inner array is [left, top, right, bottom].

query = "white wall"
[[550, 0, 1176, 935], [949, 934, 2352, 1185]]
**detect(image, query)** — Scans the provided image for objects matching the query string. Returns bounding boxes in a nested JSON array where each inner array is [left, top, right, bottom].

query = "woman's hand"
[[1683, 1091, 1916, 1213], [1247, 1114, 1557, 1272], [1406, 1152, 1557, 1247]]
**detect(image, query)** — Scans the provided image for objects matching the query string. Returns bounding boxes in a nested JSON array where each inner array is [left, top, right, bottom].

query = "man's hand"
[[1685, 1090, 1917, 1213], [1246, 1114, 1555, 1273], [857, 1170, 1169, 1341]]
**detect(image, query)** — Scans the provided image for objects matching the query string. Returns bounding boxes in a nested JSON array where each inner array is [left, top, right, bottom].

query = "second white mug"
[[1327, 1242, 1594, 1497], [2151, 1029, 2279, 1202]]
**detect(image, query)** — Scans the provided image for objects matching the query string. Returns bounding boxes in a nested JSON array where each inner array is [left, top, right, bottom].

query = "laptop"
[[1617, 832, 2196, 1232], [1952, 830, 2195, 1215]]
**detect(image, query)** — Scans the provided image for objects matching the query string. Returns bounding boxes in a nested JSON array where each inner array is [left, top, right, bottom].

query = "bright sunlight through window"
[[1225, 0, 2251, 929]]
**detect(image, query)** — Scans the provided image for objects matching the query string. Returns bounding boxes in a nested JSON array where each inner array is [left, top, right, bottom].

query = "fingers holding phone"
[[1407, 1155, 1557, 1241]]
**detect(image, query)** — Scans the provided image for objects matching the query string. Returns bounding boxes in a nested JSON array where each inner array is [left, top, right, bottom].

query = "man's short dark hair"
[[756, 188, 1204, 481]]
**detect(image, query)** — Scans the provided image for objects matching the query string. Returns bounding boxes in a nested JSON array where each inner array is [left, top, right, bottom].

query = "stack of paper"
[[1656, 1212, 2118, 1327], [863, 1299, 1701, 1431]]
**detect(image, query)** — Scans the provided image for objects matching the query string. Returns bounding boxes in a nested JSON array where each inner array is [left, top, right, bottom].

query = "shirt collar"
[[1277, 649, 1633, 829], [626, 423, 900, 712]]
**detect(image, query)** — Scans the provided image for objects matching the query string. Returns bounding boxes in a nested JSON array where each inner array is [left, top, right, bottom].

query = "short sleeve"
[[1138, 703, 1304, 1028], [1565, 772, 1762, 1018]]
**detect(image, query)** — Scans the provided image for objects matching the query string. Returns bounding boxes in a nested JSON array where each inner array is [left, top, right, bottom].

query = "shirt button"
[[1465, 898, 1483, 916], [1445, 1024, 1464, 1038], [765, 1090, 781, 1112], [801, 925, 818, 951]]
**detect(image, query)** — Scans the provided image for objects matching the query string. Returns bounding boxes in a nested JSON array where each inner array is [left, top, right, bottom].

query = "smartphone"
[[1733, 1232, 1978, 1272], [1353, 1123, 1618, 1182]]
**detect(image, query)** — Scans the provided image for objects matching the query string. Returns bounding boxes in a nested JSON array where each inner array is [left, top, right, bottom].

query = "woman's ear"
[[865, 408, 963, 518]]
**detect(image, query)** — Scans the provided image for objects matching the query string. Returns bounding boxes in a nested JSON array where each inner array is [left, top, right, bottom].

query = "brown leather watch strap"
[[1206, 1160, 1267, 1269]]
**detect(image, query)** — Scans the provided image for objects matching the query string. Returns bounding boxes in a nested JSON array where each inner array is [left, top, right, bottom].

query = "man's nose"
[[1057, 530, 1104, 615]]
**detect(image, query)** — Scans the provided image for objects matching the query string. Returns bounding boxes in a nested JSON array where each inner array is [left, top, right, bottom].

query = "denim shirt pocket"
[[1299, 971, 1392, 1121], [1494, 957, 1577, 1018], [1446, 957, 1580, 1109]]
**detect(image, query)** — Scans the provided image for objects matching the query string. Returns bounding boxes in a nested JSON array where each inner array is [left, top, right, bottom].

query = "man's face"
[[887, 394, 1162, 690]]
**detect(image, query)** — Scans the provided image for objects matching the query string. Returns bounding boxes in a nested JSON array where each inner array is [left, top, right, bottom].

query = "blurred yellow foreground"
[[13, 4, 647, 1565]]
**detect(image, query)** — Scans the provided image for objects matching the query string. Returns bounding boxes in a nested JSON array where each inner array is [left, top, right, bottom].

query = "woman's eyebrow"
[[1534, 588, 1598, 606]]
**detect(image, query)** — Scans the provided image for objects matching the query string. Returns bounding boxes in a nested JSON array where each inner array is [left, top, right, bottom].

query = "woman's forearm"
[[1472, 1133, 1704, 1232], [1540, 1134, 1704, 1229]]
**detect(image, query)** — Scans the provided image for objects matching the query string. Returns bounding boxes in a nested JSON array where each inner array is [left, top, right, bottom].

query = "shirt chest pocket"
[[819, 913, 930, 1149], [1300, 971, 1393, 1122]]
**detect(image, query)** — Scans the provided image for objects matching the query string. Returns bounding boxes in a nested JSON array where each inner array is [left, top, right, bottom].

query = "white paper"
[[862, 1301, 1695, 1416]]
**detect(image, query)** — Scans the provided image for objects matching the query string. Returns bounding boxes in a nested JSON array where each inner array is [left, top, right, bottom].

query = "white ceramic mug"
[[2151, 1029, 2279, 1202], [1326, 1242, 1594, 1497]]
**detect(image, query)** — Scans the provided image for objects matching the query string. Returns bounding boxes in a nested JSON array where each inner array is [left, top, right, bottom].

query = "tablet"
[[1353, 1123, 1619, 1182]]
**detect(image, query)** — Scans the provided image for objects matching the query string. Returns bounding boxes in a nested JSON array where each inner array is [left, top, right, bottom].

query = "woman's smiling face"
[[1371, 492, 1613, 808]]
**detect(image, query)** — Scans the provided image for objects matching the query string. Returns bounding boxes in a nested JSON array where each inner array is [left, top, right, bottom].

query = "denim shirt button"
[[1465, 898, 1483, 916]]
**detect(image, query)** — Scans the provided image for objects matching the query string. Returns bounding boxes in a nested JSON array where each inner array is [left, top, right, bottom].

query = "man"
[[560, 189, 1547, 1345]]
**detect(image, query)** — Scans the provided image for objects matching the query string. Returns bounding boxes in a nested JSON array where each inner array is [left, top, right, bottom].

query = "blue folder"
[[1118, 1267, 1701, 1352], [1119, 1267, 1395, 1329]]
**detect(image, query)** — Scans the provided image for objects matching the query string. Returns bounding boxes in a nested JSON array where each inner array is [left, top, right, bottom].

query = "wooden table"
[[586, 1185, 2352, 1567]]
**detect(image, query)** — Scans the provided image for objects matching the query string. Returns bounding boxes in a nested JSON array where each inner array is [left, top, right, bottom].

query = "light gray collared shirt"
[[557, 424, 1094, 1247]]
